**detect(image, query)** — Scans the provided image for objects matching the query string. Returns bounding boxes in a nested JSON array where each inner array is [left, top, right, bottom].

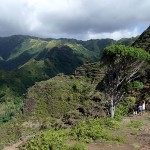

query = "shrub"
[[115, 97, 136, 120], [19, 118, 122, 150], [20, 129, 88, 150], [20, 129, 68, 150], [70, 118, 119, 143], [127, 81, 144, 90]]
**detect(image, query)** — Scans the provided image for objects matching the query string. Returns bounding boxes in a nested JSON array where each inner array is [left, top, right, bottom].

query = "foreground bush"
[[20, 129, 68, 150], [20, 118, 122, 150], [70, 118, 120, 143], [20, 129, 87, 150]]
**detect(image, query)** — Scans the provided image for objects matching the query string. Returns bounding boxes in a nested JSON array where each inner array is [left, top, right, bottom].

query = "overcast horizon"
[[0, 0, 150, 40]]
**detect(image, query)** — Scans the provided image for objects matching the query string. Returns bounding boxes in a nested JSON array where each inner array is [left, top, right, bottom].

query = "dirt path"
[[3, 142, 21, 150], [3, 113, 150, 150], [88, 112, 150, 150], [3, 135, 33, 150]]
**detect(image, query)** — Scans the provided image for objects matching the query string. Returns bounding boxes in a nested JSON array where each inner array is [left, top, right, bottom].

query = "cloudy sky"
[[0, 0, 150, 40]]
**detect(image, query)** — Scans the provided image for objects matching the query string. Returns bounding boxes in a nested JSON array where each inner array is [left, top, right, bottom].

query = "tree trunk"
[[109, 99, 115, 118]]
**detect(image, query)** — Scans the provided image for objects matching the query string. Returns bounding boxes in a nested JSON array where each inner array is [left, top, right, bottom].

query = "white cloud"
[[0, 0, 150, 39], [87, 28, 139, 40]]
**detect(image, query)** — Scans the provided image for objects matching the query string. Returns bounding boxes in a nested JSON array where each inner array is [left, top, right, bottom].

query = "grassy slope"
[[132, 26, 150, 108], [23, 75, 96, 119]]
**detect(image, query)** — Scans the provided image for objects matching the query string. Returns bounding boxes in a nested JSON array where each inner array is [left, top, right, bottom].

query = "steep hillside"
[[132, 26, 150, 52], [0, 36, 102, 70], [23, 70, 106, 126], [0, 35, 29, 60], [132, 26, 150, 108], [0, 35, 137, 71]]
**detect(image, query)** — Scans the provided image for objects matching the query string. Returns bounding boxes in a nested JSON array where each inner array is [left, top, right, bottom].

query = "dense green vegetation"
[[104, 44, 150, 61], [0, 27, 149, 150], [19, 117, 123, 150], [100, 44, 149, 117], [115, 97, 136, 120], [132, 26, 150, 105], [0, 35, 137, 122], [23, 75, 105, 121], [0, 35, 138, 71], [20, 129, 87, 150]]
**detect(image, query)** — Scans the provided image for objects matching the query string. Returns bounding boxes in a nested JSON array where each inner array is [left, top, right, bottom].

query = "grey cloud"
[[37, 0, 150, 37], [0, 0, 150, 39]]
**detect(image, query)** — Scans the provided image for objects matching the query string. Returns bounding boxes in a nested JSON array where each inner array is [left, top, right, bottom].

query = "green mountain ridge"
[[0, 35, 138, 71]]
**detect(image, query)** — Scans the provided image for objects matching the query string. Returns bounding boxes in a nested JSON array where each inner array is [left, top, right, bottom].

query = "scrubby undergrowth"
[[19, 117, 122, 150]]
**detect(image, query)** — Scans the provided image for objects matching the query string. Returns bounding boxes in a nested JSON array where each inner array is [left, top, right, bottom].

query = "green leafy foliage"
[[20, 129, 87, 150], [19, 117, 123, 150], [0, 91, 24, 123], [115, 97, 136, 121], [126, 81, 144, 90], [20, 129, 69, 150], [104, 44, 150, 61], [100, 44, 149, 118], [71, 118, 120, 143], [23, 76, 94, 119], [0, 120, 22, 149]]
